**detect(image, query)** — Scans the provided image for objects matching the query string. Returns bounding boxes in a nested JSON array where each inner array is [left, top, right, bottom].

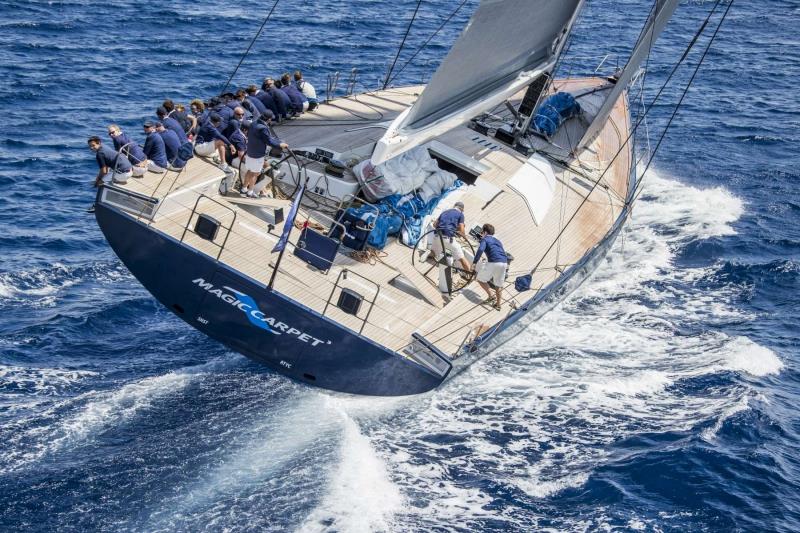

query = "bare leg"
[[244, 170, 257, 190], [477, 280, 494, 300], [459, 257, 472, 273], [215, 140, 226, 164], [495, 286, 503, 306]]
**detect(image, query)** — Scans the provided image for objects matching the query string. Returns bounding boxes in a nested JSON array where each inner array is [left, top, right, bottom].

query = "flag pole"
[[268, 151, 306, 289]]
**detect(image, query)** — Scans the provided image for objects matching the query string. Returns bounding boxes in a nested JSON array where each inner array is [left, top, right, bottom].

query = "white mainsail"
[[578, 0, 681, 148], [372, 0, 583, 165]]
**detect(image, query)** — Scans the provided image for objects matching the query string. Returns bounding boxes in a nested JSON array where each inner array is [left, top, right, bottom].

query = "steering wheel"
[[412, 229, 476, 295]]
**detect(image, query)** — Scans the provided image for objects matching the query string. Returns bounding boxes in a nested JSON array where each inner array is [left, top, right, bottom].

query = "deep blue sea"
[[1, 0, 798, 531]]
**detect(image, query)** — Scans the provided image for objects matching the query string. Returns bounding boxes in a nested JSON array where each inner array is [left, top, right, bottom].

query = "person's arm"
[[473, 239, 486, 266], [187, 114, 197, 133], [264, 127, 288, 150], [214, 128, 231, 145], [95, 165, 108, 185], [457, 222, 466, 238]]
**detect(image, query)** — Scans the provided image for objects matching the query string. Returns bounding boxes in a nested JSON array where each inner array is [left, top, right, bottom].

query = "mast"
[[578, 0, 681, 149], [371, 0, 583, 165]]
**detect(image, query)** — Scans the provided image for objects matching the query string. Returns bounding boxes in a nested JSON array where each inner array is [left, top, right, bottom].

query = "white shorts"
[[195, 141, 216, 157], [476, 261, 508, 286], [431, 234, 464, 261], [102, 170, 132, 185], [245, 155, 265, 173]]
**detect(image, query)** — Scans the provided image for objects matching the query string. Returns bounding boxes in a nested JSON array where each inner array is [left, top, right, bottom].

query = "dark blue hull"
[[95, 175, 632, 395], [94, 201, 446, 396]]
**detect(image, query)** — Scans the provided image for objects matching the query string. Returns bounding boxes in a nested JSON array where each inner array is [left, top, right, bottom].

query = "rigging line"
[[382, 0, 424, 90], [631, 0, 734, 206], [220, 0, 280, 95], [523, 0, 722, 278], [387, 0, 470, 86], [636, 0, 720, 170]]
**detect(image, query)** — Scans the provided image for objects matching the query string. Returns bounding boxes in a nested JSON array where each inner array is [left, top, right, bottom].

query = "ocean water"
[[0, 0, 798, 531]]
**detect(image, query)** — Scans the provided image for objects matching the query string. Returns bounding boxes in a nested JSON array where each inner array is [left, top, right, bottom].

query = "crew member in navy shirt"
[[142, 121, 168, 173], [263, 78, 291, 120], [432, 201, 472, 274], [156, 106, 187, 143], [107, 124, 147, 177], [256, 81, 281, 119], [281, 73, 308, 113], [242, 110, 287, 198], [88, 136, 132, 186], [155, 121, 186, 170], [194, 113, 234, 175], [472, 223, 509, 310], [246, 85, 270, 118]]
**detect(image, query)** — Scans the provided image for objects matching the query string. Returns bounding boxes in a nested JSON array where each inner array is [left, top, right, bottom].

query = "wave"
[[0, 355, 239, 475], [317, 169, 783, 530]]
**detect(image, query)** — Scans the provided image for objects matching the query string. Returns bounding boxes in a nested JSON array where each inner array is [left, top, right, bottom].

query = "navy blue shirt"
[[228, 128, 247, 156], [158, 128, 182, 165], [474, 235, 508, 264], [436, 208, 464, 237], [169, 109, 192, 133], [246, 122, 282, 158], [256, 90, 279, 117], [96, 144, 132, 173], [281, 84, 307, 112], [161, 116, 187, 143], [212, 104, 234, 131], [196, 122, 229, 145], [247, 95, 268, 117], [111, 132, 146, 165], [270, 87, 291, 118], [143, 131, 168, 168]]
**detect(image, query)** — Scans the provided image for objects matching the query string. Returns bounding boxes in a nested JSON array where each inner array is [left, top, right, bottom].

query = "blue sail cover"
[[342, 180, 464, 250], [531, 92, 582, 137]]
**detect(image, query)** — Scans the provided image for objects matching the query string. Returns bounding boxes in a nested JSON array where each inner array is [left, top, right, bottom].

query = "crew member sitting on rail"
[[156, 106, 187, 143], [209, 96, 234, 130], [281, 72, 308, 113], [255, 81, 281, 119], [293, 70, 318, 111], [246, 85, 270, 119], [222, 108, 245, 139], [88, 136, 132, 186], [226, 119, 248, 174], [162, 99, 196, 137], [194, 113, 234, 176], [242, 110, 288, 198], [263, 78, 291, 120], [142, 121, 169, 174], [432, 201, 473, 275], [190, 99, 208, 136], [107, 124, 147, 177], [472, 223, 508, 311], [155, 121, 186, 170]]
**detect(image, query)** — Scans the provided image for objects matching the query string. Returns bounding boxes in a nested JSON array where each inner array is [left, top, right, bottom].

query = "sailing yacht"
[[94, 0, 684, 395]]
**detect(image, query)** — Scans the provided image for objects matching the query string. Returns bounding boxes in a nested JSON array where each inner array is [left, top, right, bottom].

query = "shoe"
[[246, 190, 258, 199], [87, 204, 96, 213], [240, 187, 250, 197], [482, 296, 495, 306], [492, 301, 502, 311]]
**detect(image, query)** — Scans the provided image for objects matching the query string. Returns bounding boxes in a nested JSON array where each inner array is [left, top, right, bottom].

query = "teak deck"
[[117, 79, 631, 359]]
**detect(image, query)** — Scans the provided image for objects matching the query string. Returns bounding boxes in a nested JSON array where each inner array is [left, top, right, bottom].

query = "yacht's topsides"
[[106, 78, 631, 360]]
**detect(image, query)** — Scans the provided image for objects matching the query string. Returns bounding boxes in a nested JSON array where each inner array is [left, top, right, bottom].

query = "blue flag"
[[272, 181, 305, 253]]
